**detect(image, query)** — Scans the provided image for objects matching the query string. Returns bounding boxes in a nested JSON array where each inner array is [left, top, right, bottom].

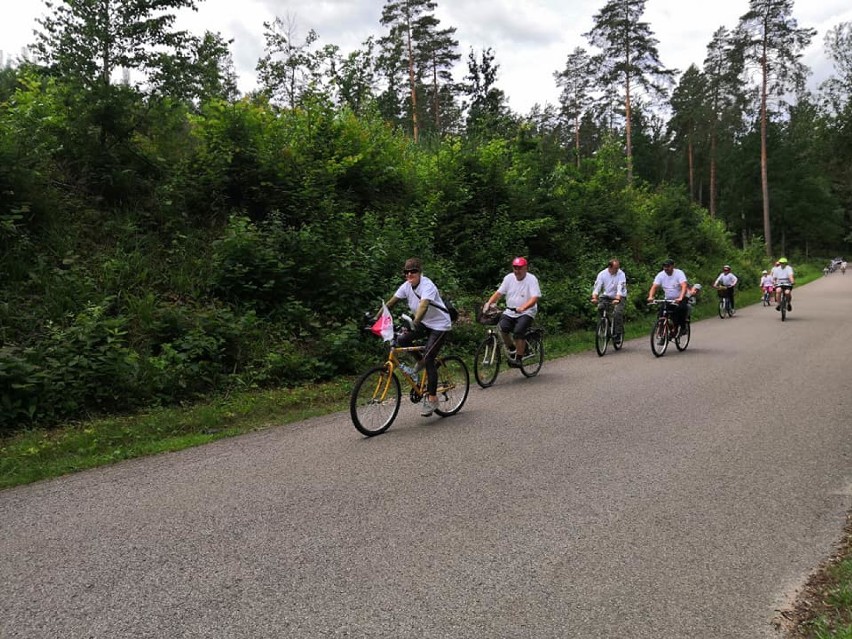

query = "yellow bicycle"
[[350, 314, 470, 436]]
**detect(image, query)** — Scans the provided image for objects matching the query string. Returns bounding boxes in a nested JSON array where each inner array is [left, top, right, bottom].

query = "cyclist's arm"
[[413, 298, 430, 325], [676, 280, 687, 302], [485, 291, 503, 309], [647, 283, 659, 301], [517, 296, 539, 314]]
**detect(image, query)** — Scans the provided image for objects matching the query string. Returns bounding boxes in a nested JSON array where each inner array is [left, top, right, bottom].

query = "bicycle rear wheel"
[[595, 317, 609, 356], [612, 330, 623, 350], [781, 295, 787, 321], [473, 334, 501, 388], [650, 318, 669, 357], [520, 330, 544, 377], [433, 355, 470, 416], [675, 321, 691, 351], [350, 366, 401, 436]]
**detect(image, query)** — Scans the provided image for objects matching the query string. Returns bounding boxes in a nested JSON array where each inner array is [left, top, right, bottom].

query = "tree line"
[[0, 0, 848, 431]]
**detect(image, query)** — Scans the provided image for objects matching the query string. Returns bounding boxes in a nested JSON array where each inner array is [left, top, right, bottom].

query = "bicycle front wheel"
[[350, 366, 401, 436], [650, 318, 668, 357], [434, 356, 470, 417], [520, 330, 544, 377], [718, 299, 726, 319], [675, 321, 691, 351], [473, 334, 501, 388], [595, 317, 609, 357]]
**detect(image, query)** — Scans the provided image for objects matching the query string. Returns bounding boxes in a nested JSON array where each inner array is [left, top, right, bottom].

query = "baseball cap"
[[778, 257, 788, 264], [723, 265, 731, 270], [662, 258, 674, 267], [512, 257, 528, 267]]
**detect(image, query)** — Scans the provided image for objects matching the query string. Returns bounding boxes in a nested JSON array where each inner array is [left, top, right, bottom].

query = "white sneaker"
[[420, 399, 436, 417]]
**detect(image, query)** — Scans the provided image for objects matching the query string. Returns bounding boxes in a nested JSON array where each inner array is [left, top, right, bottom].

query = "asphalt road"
[[2, 274, 851, 639]]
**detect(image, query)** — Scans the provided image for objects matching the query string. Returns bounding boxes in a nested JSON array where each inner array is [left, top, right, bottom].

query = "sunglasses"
[[403, 269, 420, 275]]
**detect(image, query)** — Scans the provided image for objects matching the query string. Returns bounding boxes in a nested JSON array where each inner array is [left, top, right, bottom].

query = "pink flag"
[[370, 303, 394, 341]]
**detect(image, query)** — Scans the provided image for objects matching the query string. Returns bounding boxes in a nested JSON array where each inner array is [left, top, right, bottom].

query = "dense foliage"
[[0, 0, 849, 432]]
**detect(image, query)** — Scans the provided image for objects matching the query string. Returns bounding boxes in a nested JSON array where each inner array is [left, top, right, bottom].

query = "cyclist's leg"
[[497, 315, 517, 353], [612, 300, 624, 335], [512, 314, 534, 358], [676, 300, 688, 332], [421, 329, 447, 402], [729, 286, 735, 310]]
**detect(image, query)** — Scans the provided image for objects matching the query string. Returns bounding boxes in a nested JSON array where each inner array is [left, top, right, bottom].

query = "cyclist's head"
[[692, 283, 702, 292], [512, 256, 528, 268], [778, 257, 788, 264], [661, 258, 674, 271], [403, 257, 422, 280], [723, 265, 731, 272], [762, 270, 768, 274]]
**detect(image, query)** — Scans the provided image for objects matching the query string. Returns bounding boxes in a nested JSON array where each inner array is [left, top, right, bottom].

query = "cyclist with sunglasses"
[[483, 257, 541, 367], [382, 258, 452, 417]]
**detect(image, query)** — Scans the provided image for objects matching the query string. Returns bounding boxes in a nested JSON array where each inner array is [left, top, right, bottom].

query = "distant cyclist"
[[760, 270, 774, 296], [713, 265, 738, 312], [771, 257, 795, 312], [591, 259, 627, 342], [484, 257, 541, 367], [647, 258, 688, 335], [685, 282, 702, 320]]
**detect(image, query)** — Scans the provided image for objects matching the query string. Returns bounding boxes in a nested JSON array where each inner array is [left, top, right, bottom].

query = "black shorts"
[[499, 313, 534, 338]]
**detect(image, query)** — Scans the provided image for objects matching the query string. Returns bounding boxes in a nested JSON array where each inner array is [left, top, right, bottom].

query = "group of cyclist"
[[382, 256, 541, 417], [379, 254, 797, 416]]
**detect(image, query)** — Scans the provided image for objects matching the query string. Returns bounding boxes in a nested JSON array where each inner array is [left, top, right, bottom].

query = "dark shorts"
[[499, 313, 534, 338]]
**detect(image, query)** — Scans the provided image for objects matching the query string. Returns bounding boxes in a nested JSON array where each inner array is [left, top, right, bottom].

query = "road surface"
[[2, 274, 851, 638]]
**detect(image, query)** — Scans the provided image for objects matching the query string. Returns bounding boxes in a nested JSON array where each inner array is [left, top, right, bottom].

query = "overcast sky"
[[2, 0, 850, 113]]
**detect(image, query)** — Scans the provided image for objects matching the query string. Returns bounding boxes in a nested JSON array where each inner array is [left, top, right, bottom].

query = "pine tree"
[[584, 0, 675, 182], [669, 65, 709, 203], [554, 47, 597, 167], [736, 0, 815, 255]]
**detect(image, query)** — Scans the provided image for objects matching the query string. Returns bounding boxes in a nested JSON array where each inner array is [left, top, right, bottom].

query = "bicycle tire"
[[675, 321, 691, 351], [595, 316, 609, 356], [718, 298, 726, 319], [350, 366, 401, 436], [651, 318, 669, 357], [613, 329, 623, 350], [473, 334, 501, 388], [433, 355, 470, 417], [781, 295, 786, 321], [520, 330, 544, 377]]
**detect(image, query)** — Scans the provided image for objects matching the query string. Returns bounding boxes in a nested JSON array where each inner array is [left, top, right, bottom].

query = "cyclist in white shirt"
[[760, 270, 774, 296], [771, 257, 795, 311], [384, 257, 452, 417], [646, 258, 689, 334], [591, 259, 627, 340], [713, 265, 739, 312], [484, 256, 541, 366]]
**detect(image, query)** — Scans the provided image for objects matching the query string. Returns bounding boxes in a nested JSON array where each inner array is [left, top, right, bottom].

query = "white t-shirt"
[[394, 275, 452, 331], [714, 272, 738, 287], [771, 265, 794, 285], [760, 275, 773, 288], [653, 268, 687, 300], [498, 272, 541, 318], [592, 268, 627, 298]]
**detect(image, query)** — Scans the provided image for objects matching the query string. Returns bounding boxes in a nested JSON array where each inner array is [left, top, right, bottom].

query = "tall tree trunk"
[[709, 130, 717, 217], [625, 71, 633, 183], [432, 59, 439, 130], [687, 137, 694, 200], [574, 114, 580, 168], [759, 42, 771, 256], [406, 23, 419, 142]]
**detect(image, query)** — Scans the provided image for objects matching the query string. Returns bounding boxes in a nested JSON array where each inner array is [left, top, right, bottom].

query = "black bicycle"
[[473, 307, 544, 388], [716, 286, 735, 318], [648, 299, 690, 357], [776, 285, 793, 321], [594, 297, 624, 357]]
